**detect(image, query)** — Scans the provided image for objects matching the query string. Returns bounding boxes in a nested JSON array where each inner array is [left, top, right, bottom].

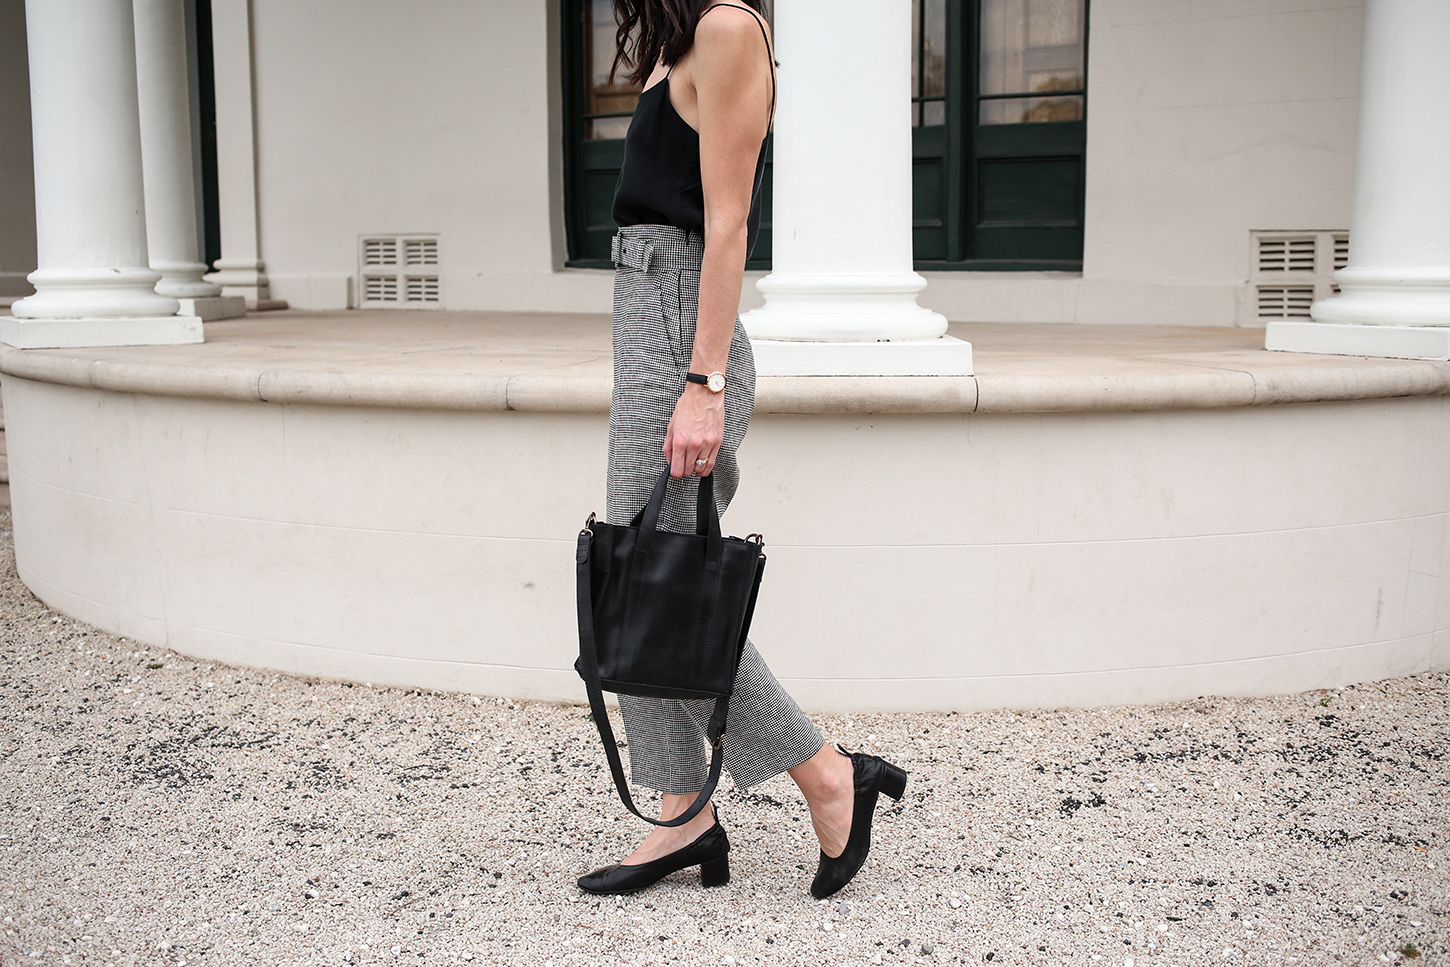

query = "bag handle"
[[575, 527, 727, 827], [630, 467, 720, 539]]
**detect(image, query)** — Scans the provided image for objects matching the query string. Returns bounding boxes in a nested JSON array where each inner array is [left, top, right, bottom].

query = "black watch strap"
[[686, 371, 726, 392]]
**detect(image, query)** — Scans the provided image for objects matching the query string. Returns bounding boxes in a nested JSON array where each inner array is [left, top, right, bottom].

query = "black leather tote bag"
[[575, 467, 766, 826]]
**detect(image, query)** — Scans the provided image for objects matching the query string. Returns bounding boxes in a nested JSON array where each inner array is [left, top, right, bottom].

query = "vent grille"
[[358, 235, 441, 308], [363, 275, 398, 303], [1245, 231, 1348, 324], [405, 275, 440, 303], [404, 238, 439, 266], [1257, 236, 1317, 273], [362, 238, 399, 267], [1331, 234, 1349, 292], [1256, 286, 1315, 319]]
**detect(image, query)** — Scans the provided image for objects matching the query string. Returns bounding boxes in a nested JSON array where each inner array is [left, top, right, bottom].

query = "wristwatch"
[[686, 371, 727, 393]]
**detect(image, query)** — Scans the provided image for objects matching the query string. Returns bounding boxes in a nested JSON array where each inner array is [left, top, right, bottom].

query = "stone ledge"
[[2, 310, 1450, 414]]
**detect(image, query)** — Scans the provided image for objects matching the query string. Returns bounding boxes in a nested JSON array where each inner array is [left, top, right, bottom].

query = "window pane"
[[587, 0, 640, 140], [912, 0, 946, 128], [979, 93, 1083, 125], [588, 117, 634, 140], [980, 0, 1084, 117], [912, 0, 920, 101], [923, 0, 946, 99]]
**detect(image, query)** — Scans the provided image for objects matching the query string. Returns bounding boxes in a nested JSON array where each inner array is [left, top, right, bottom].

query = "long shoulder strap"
[[576, 529, 727, 828]]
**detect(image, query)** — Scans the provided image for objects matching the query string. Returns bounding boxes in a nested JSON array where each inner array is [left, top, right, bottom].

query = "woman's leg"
[[669, 640, 823, 788], [605, 228, 742, 854], [614, 695, 717, 863], [788, 742, 857, 858], [603, 227, 846, 862], [616, 642, 832, 861], [663, 641, 852, 856]]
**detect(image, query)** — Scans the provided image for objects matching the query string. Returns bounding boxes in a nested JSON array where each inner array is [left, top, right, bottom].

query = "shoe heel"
[[878, 761, 908, 801], [700, 855, 730, 888]]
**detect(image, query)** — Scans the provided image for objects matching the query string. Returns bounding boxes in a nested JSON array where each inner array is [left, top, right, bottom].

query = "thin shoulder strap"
[[698, 2, 776, 126]]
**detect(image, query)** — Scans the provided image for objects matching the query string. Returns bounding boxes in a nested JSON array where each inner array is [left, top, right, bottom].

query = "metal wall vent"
[[406, 275, 440, 303], [363, 275, 399, 303], [404, 238, 438, 266], [1244, 231, 1348, 322], [1257, 286, 1315, 319], [358, 234, 442, 309], [1257, 236, 1316, 273], [1331, 235, 1349, 294]]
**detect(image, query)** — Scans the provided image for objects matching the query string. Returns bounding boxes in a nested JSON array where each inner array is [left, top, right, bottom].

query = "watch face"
[[707, 372, 726, 393]]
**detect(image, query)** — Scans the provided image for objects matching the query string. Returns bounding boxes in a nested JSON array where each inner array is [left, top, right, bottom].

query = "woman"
[[577, 0, 907, 901]]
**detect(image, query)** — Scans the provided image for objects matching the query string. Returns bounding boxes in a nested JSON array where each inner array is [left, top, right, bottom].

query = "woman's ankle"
[[658, 792, 714, 826], [791, 742, 854, 805]]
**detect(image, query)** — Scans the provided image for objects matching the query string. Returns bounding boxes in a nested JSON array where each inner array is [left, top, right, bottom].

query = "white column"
[[1266, 0, 1450, 360], [741, 0, 971, 376], [205, 0, 284, 310], [134, 0, 243, 322], [2, 0, 201, 349]]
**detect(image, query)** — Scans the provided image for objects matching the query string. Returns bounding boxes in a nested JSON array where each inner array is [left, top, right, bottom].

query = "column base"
[[1265, 321, 1450, 361], [154, 262, 224, 300], [751, 335, 974, 376], [177, 295, 247, 321], [0, 315, 204, 349]]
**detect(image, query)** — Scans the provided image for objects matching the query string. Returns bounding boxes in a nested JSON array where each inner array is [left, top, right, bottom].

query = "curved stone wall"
[[4, 344, 1446, 711]]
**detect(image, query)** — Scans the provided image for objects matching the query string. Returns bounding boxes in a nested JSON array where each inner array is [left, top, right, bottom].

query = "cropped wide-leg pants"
[[608, 224, 823, 794]]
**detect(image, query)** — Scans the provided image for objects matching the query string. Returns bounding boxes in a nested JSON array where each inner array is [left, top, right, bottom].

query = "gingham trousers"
[[607, 224, 824, 794]]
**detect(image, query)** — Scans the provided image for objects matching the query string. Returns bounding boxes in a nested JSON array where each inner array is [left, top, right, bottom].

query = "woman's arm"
[[662, 8, 772, 479]]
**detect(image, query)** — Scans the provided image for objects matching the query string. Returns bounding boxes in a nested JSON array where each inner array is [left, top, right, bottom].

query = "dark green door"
[[563, 0, 639, 267], [913, 0, 1087, 269]]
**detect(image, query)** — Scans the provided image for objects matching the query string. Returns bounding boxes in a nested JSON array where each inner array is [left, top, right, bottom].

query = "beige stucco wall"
[[0, 0, 36, 301], [1074, 0, 1362, 325], [5, 367, 1445, 712], [249, 0, 615, 314]]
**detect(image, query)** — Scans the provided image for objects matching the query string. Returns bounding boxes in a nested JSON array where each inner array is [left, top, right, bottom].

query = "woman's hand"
[[664, 383, 725, 478]]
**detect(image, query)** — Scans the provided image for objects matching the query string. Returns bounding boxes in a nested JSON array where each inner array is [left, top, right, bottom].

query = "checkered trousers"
[[607, 224, 824, 794]]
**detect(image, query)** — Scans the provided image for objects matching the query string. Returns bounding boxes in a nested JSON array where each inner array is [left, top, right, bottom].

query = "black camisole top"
[[611, 4, 775, 258]]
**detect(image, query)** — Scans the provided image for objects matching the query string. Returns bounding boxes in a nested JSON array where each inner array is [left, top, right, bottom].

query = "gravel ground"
[[1, 509, 1446, 967]]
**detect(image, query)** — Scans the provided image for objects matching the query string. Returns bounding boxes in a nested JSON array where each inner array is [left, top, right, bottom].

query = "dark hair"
[[610, 0, 769, 87]]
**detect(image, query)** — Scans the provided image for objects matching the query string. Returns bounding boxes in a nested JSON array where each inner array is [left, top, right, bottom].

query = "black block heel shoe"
[[577, 820, 731, 896], [810, 746, 908, 900]]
